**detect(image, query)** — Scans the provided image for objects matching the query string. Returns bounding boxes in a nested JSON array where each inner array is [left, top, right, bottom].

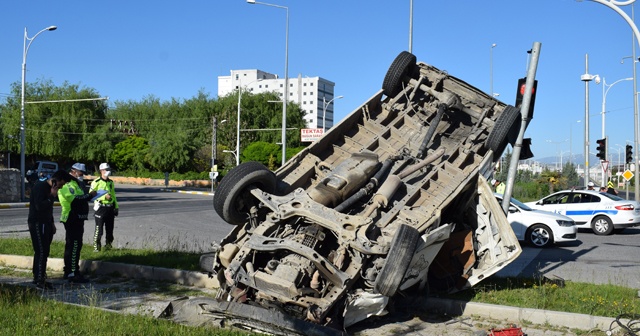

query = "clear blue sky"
[[2, 0, 639, 162]]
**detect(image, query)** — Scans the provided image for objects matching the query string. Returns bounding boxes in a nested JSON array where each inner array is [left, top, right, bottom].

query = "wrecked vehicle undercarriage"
[[192, 51, 523, 335]]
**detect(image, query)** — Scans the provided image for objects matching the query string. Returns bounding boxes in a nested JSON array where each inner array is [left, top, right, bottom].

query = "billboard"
[[301, 128, 324, 142]]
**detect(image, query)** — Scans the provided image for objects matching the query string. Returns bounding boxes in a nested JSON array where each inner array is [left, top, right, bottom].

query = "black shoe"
[[36, 281, 55, 290], [67, 273, 90, 284]]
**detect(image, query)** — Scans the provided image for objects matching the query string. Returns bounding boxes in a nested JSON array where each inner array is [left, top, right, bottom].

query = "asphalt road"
[[0, 184, 228, 252], [2, 183, 640, 289]]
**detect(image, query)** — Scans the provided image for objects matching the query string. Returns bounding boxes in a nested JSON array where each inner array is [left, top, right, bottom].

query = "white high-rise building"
[[218, 69, 337, 129]]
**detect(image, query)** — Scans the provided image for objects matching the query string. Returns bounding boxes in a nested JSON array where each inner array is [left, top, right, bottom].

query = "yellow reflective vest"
[[58, 179, 90, 223], [90, 177, 118, 209]]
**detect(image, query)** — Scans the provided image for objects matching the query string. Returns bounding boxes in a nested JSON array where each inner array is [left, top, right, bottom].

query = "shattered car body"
[[197, 51, 522, 334]]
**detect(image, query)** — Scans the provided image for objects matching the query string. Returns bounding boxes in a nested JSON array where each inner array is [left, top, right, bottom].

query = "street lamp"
[[223, 150, 238, 163], [20, 25, 57, 201], [546, 139, 568, 171], [490, 43, 497, 96], [212, 118, 226, 170], [578, 0, 640, 199], [322, 95, 343, 132], [580, 54, 600, 188], [247, 0, 289, 166], [601, 77, 632, 140], [233, 79, 263, 166], [615, 143, 624, 168]]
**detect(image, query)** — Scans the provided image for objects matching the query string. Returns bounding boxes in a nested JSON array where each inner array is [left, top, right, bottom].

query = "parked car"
[[495, 194, 577, 248], [525, 190, 640, 235], [196, 51, 525, 334], [25, 160, 58, 183]]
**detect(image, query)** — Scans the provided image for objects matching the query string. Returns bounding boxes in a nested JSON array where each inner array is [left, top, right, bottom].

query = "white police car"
[[495, 194, 577, 247], [525, 190, 640, 235]]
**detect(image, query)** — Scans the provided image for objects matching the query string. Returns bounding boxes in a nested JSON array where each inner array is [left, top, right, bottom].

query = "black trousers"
[[63, 219, 84, 275], [93, 206, 115, 248], [28, 221, 54, 283]]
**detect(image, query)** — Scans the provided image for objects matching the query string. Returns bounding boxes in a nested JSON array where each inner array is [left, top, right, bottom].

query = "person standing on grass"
[[91, 162, 119, 252], [58, 164, 95, 283], [28, 171, 65, 290]]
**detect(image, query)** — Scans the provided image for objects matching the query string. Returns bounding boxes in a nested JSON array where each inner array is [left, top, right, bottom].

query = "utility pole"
[[211, 116, 218, 192]]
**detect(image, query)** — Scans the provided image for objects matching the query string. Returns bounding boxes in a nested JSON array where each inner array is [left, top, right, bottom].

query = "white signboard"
[[301, 128, 325, 142]]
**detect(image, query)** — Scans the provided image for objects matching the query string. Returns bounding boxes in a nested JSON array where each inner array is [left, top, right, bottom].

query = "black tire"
[[526, 224, 553, 248], [382, 51, 417, 97], [374, 224, 420, 297], [486, 105, 520, 162], [591, 215, 614, 235], [213, 162, 276, 225]]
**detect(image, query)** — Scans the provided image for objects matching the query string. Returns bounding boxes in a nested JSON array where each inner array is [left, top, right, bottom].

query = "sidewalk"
[[0, 254, 626, 336]]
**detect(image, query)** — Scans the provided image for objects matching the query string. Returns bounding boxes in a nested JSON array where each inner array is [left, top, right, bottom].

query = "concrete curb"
[[0, 253, 623, 333], [423, 297, 624, 331], [0, 202, 60, 209]]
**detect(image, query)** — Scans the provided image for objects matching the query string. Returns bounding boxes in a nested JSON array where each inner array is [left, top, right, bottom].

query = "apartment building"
[[218, 69, 337, 130]]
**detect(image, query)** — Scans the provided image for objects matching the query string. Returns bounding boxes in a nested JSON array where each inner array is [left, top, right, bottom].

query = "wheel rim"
[[530, 228, 550, 247], [594, 218, 609, 233]]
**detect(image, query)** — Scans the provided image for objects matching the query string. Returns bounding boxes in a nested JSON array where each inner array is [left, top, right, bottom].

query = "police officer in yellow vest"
[[91, 163, 119, 252], [58, 163, 96, 283], [491, 178, 506, 194]]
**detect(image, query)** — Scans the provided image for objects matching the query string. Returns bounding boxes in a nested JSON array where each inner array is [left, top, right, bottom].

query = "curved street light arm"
[[20, 25, 56, 201]]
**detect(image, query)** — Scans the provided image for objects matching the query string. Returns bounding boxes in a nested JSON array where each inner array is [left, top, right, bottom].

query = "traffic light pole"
[[596, 137, 608, 187], [502, 42, 541, 214]]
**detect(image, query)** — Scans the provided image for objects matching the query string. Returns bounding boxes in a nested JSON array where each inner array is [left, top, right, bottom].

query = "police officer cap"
[[99, 162, 111, 170], [491, 179, 497, 185], [71, 163, 86, 173], [588, 181, 594, 187]]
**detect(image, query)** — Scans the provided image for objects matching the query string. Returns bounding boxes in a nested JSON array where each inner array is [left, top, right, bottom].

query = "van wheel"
[[382, 51, 417, 97], [374, 224, 420, 297], [213, 162, 276, 225], [591, 216, 614, 235], [486, 105, 520, 162]]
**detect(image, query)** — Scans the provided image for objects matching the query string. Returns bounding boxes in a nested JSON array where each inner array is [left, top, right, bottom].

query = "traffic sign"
[[601, 160, 609, 173], [623, 169, 634, 181]]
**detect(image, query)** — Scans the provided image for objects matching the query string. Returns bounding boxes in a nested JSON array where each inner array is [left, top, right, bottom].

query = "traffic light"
[[515, 77, 538, 120], [626, 145, 633, 164], [596, 138, 607, 160]]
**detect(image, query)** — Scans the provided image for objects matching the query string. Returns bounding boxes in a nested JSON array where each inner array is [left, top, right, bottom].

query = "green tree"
[[110, 136, 150, 172], [242, 141, 281, 169], [562, 162, 580, 188], [0, 79, 108, 166]]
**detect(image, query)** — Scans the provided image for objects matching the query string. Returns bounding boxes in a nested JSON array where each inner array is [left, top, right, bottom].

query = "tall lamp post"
[[20, 25, 57, 201], [580, 54, 600, 188], [232, 78, 262, 166], [601, 76, 632, 186], [546, 139, 568, 171], [601, 77, 632, 140], [322, 95, 343, 132], [578, 0, 640, 199], [247, 0, 288, 166]]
